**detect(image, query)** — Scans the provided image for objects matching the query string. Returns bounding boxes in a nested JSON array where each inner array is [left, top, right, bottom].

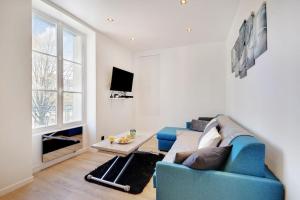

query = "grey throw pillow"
[[182, 146, 232, 170], [203, 118, 219, 134], [174, 151, 194, 164], [198, 117, 213, 121], [191, 119, 209, 132]]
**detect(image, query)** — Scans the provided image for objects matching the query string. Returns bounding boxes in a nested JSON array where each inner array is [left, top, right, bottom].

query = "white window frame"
[[32, 10, 86, 135]]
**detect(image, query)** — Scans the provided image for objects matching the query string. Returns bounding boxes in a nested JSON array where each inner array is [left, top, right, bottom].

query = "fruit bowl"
[[115, 136, 134, 144]]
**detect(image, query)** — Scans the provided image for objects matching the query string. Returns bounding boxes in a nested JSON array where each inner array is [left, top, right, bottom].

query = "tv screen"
[[110, 67, 134, 92]]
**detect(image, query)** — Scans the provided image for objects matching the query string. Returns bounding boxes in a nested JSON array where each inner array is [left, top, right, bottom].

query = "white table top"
[[91, 131, 156, 157]]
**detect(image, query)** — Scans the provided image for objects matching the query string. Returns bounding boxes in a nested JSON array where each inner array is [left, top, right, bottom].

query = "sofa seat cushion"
[[157, 127, 189, 141], [163, 131, 203, 163]]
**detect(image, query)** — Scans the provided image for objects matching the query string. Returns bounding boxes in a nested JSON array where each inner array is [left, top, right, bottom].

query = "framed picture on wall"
[[231, 2, 267, 79]]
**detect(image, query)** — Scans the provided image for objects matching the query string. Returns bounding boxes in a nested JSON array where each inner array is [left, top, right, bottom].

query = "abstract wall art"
[[231, 3, 267, 79]]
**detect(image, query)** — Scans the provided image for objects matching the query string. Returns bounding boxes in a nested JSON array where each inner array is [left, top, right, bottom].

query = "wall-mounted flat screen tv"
[[110, 67, 134, 92]]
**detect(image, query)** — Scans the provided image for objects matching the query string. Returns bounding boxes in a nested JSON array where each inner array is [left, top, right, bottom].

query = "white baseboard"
[[33, 147, 89, 173], [0, 176, 33, 197]]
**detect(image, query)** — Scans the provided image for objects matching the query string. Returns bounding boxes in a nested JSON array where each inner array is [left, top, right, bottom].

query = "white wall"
[[0, 0, 33, 195], [135, 43, 226, 131], [96, 33, 134, 139], [225, 0, 300, 199]]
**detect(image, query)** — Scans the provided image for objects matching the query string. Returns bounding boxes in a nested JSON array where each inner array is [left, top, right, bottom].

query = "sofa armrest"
[[156, 162, 284, 200], [186, 122, 192, 129]]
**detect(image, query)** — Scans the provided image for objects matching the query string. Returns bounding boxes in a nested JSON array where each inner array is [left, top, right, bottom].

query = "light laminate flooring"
[[0, 138, 159, 200]]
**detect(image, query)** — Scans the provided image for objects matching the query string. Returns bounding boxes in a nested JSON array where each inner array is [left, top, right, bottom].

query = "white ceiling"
[[49, 0, 240, 51]]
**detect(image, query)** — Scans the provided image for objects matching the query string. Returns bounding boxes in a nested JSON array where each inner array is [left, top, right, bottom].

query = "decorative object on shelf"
[[231, 3, 267, 79]]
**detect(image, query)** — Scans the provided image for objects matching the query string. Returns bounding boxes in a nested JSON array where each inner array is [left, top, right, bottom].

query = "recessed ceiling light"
[[186, 27, 192, 32], [130, 37, 135, 41], [180, 0, 188, 5], [107, 17, 114, 22]]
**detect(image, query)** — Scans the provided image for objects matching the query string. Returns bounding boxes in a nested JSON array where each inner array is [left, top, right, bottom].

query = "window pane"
[[32, 52, 57, 90], [32, 15, 57, 56], [32, 91, 57, 128], [63, 61, 82, 92], [63, 29, 82, 63], [63, 93, 82, 123]]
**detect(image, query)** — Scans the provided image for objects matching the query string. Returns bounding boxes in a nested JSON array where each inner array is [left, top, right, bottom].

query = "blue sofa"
[[154, 116, 284, 200]]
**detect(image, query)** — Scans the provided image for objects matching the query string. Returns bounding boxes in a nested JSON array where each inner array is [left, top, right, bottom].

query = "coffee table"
[[88, 131, 156, 191]]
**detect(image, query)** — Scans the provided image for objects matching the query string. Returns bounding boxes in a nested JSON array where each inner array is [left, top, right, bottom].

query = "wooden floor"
[[0, 138, 159, 200]]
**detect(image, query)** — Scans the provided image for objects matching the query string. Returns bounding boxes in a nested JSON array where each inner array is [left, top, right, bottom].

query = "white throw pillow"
[[203, 118, 218, 134], [198, 127, 221, 149]]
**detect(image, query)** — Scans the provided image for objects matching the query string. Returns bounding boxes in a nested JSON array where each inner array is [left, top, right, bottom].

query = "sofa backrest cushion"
[[191, 119, 209, 132], [217, 115, 266, 177], [217, 115, 252, 146]]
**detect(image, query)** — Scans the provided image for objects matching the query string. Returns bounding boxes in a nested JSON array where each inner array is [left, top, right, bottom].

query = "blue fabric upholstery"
[[156, 162, 284, 200], [224, 136, 266, 177], [153, 171, 157, 188], [158, 139, 175, 152], [156, 126, 189, 151], [157, 127, 188, 141], [186, 122, 192, 129]]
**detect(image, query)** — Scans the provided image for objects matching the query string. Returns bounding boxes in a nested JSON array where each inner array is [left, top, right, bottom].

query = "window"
[[32, 12, 85, 132]]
